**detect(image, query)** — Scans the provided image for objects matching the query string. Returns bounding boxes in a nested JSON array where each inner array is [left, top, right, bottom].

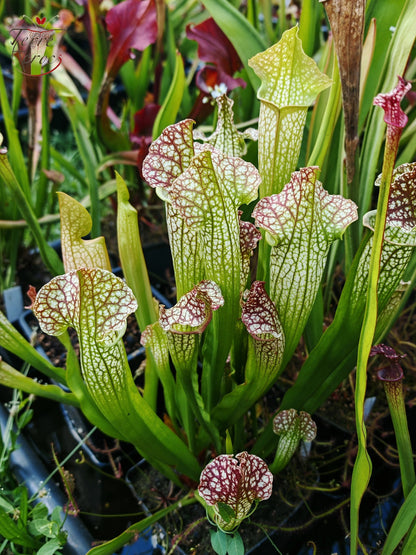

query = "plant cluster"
[[0, 0, 415, 554], [0, 388, 67, 554]]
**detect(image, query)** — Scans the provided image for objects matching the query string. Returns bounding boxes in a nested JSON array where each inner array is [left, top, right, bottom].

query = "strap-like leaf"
[[382, 482, 416, 555], [152, 50, 185, 140], [116, 172, 157, 331], [0, 310, 66, 384], [0, 148, 63, 276], [0, 358, 78, 406]]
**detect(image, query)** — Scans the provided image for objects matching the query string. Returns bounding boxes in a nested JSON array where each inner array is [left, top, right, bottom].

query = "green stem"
[[350, 125, 401, 555], [383, 380, 416, 498], [86, 0, 107, 128], [86, 493, 197, 555], [116, 173, 158, 331], [307, 58, 341, 170], [279, 0, 286, 37], [35, 73, 51, 216], [0, 359, 78, 406]]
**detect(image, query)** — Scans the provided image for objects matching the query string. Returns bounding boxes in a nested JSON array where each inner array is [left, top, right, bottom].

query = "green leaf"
[[382, 483, 416, 554], [402, 523, 416, 554], [210, 528, 229, 555], [152, 50, 185, 140], [86, 494, 197, 555], [16, 409, 33, 431], [116, 173, 157, 331], [227, 532, 245, 555], [0, 507, 36, 548], [116, 172, 159, 405], [0, 358, 78, 407], [200, 0, 267, 91], [0, 62, 30, 198], [37, 538, 65, 555], [0, 311, 66, 384], [0, 496, 14, 513], [217, 503, 236, 524], [28, 517, 60, 539], [298, 0, 324, 56], [0, 150, 63, 276], [31, 504, 48, 520], [210, 529, 245, 555]]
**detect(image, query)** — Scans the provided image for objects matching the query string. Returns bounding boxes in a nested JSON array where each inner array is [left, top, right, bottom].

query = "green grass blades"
[[0, 149, 63, 277], [382, 483, 416, 554]]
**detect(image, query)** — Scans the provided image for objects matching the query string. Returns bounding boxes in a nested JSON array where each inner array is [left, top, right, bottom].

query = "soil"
[[124, 400, 410, 554]]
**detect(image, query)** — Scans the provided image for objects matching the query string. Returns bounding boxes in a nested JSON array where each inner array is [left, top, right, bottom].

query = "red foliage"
[[105, 0, 157, 79], [186, 17, 246, 93]]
